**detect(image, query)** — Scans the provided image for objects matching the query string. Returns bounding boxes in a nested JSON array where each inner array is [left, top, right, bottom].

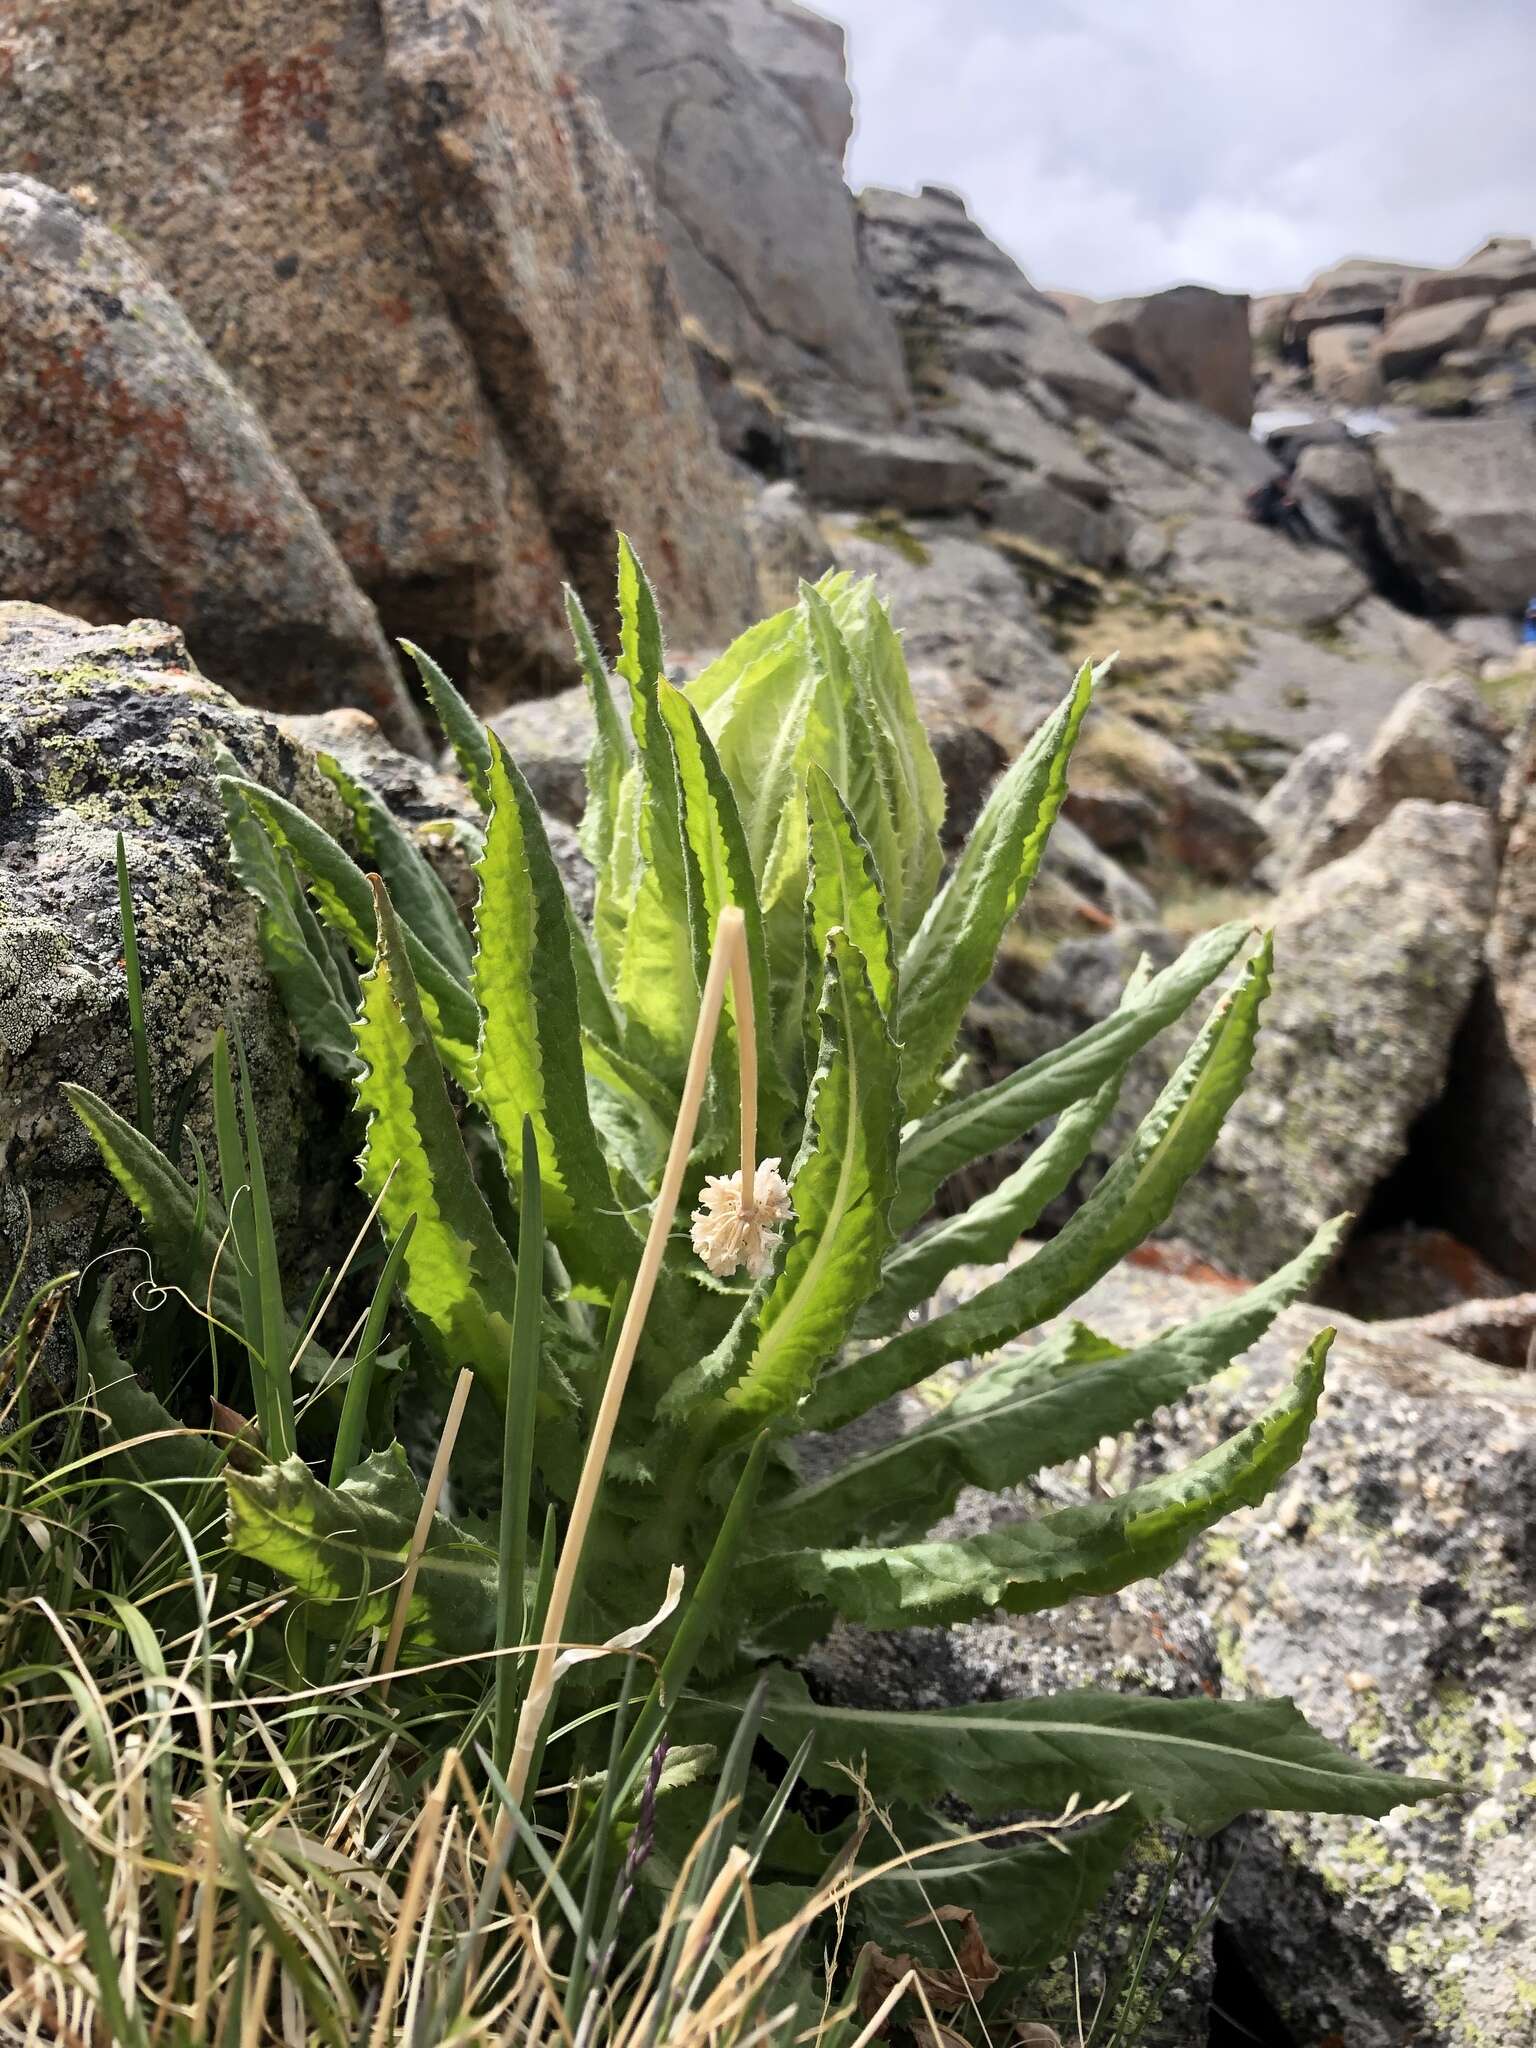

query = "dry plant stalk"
[[504, 908, 753, 1816]]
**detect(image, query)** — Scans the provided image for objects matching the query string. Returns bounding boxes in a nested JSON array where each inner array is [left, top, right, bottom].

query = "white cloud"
[[831, 0, 1536, 297]]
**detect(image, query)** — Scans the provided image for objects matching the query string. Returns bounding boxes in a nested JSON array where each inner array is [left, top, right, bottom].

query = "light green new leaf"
[[472, 733, 637, 1289], [313, 749, 474, 981], [798, 584, 902, 944], [780, 1329, 1332, 1630], [770, 1216, 1345, 1545], [894, 919, 1253, 1230], [566, 584, 632, 875], [401, 640, 492, 811], [354, 880, 521, 1395], [616, 532, 666, 693], [226, 1443, 497, 1657], [220, 776, 357, 1077], [804, 763, 895, 1032], [221, 778, 479, 1087], [808, 938, 1273, 1430], [667, 931, 899, 1426], [898, 662, 1096, 1112], [849, 583, 945, 944], [657, 678, 789, 1148], [753, 1656, 1441, 1833]]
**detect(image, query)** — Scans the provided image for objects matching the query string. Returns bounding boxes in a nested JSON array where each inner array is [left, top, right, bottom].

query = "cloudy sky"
[[832, 0, 1536, 300]]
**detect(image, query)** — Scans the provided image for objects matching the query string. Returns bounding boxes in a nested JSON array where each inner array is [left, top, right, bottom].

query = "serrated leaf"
[[752, 1658, 1441, 1833], [472, 734, 637, 1290], [769, 1217, 1345, 1545], [566, 584, 632, 875], [894, 920, 1252, 1232], [778, 1329, 1332, 1631], [616, 532, 666, 693], [222, 778, 479, 1087], [804, 763, 895, 1036], [401, 640, 492, 811], [91, 1362, 223, 1565], [849, 583, 945, 945], [220, 776, 358, 1078], [354, 881, 521, 1395], [657, 678, 789, 1150], [667, 931, 899, 1427], [314, 749, 473, 981], [808, 938, 1273, 1431], [226, 1443, 497, 1657], [861, 1061, 1124, 1340], [898, 663, 1096, 1113]]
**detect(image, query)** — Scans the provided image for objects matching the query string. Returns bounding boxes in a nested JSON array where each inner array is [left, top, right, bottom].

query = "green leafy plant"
[[72, 544, 1438, 1989]]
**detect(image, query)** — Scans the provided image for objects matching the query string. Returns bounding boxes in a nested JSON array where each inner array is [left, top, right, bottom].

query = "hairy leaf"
[[770, 1218, 1345, 1545], [808, 939, 1273, 1430], [222, 778, 479, 1087], [778, 1329, 1332, 1630], [566, 585, 632, 876], [226, 1443, 496, 1657], [473, 734, 636, 1290], [752, 1659, 1441, 1832], [354, 881, 521, 1395], [220, 777, 357, 1078], [899, 663, 1096, 1112], [893, 919, 1253, 1231], [804, 763, 895, 1032], [314, 749, 474, 981], [401, 641, 492, 811]]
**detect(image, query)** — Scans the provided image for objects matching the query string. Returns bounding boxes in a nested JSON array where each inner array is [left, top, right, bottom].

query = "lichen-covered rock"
[[0, 178, 426, 754], [1254, 730, 1354, 886], [0, 607, 351, 1309], [0, 0, 755, 699], [1282, 676, 1507, 881], [543, 0, 909, 424], [1174, 800, 1498, 1278], [1429, 703, 1536, 1283], [1045, 1259, 1536, 2048]]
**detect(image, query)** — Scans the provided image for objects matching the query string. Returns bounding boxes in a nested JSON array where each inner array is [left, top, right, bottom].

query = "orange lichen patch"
[[1127, 1239, 1248, 1290]]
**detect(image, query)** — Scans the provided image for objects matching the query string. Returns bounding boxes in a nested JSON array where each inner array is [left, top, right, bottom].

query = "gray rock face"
[[1286, 256, 1431, 343], [742, 481, 834, 613], [1485, 288, 1536, 350], [543, 0, 909, 425], [1306, 321, 1384, 405], [1374, 295, 1495, 380], [1283, 676, 1507, 881], [857, 185, 1139, 423], [1076, 283, 1253, 428], [0, 607, 350, 1309], [1371, 420, 1536, 613], [786, 419, 992, 512], [1071, 718, 1269, 882], [1049, 1260, 1536, 2048], [1254, 731, 1355, 887], [1397, 236, 1536, 312], [1429, 705, 1536, 1282], [1174, 801, 1498, 1278], [0, 0, 755, 699], [1166, 514, 1369, 631], [0, 179, 426, 756]]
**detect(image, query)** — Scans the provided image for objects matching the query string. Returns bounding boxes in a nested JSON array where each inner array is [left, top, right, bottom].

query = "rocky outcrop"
[[1429, 704, 1536, 1282], [1076, 284, 1253, 428], [542, 0, 909, 426], [1174, 801, 1498, 1278], [785, 420, 992, 512], [1371, 421, 1536, 613], [0, 607, 352, 1307], [1373, 294, 1494, 381], [1285, 257, 1430, 344], [0, 179, 427, 755], [1305, 321, 1383, 405], [1486, 288, 1536, 350], [1165, 514, 1369, 631], [1055, 1259, 1536, 2048], [1280, 676, 1507, 881], [0, 0, 755, 701], [1254, 732, 1354, 886], [1396, 234, 1536, 312]]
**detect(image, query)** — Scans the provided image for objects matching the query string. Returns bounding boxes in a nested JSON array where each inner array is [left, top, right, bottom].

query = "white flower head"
[[689, 1157, 793, 1280]]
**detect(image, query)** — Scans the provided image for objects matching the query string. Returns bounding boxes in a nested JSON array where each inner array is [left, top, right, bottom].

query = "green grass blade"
[[329, 1214, 415, 1485], [495, 1117, 544, 1774]]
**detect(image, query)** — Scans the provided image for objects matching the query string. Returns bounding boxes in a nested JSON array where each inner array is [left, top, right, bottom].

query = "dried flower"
[[689, 1157, 792, 1279]]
